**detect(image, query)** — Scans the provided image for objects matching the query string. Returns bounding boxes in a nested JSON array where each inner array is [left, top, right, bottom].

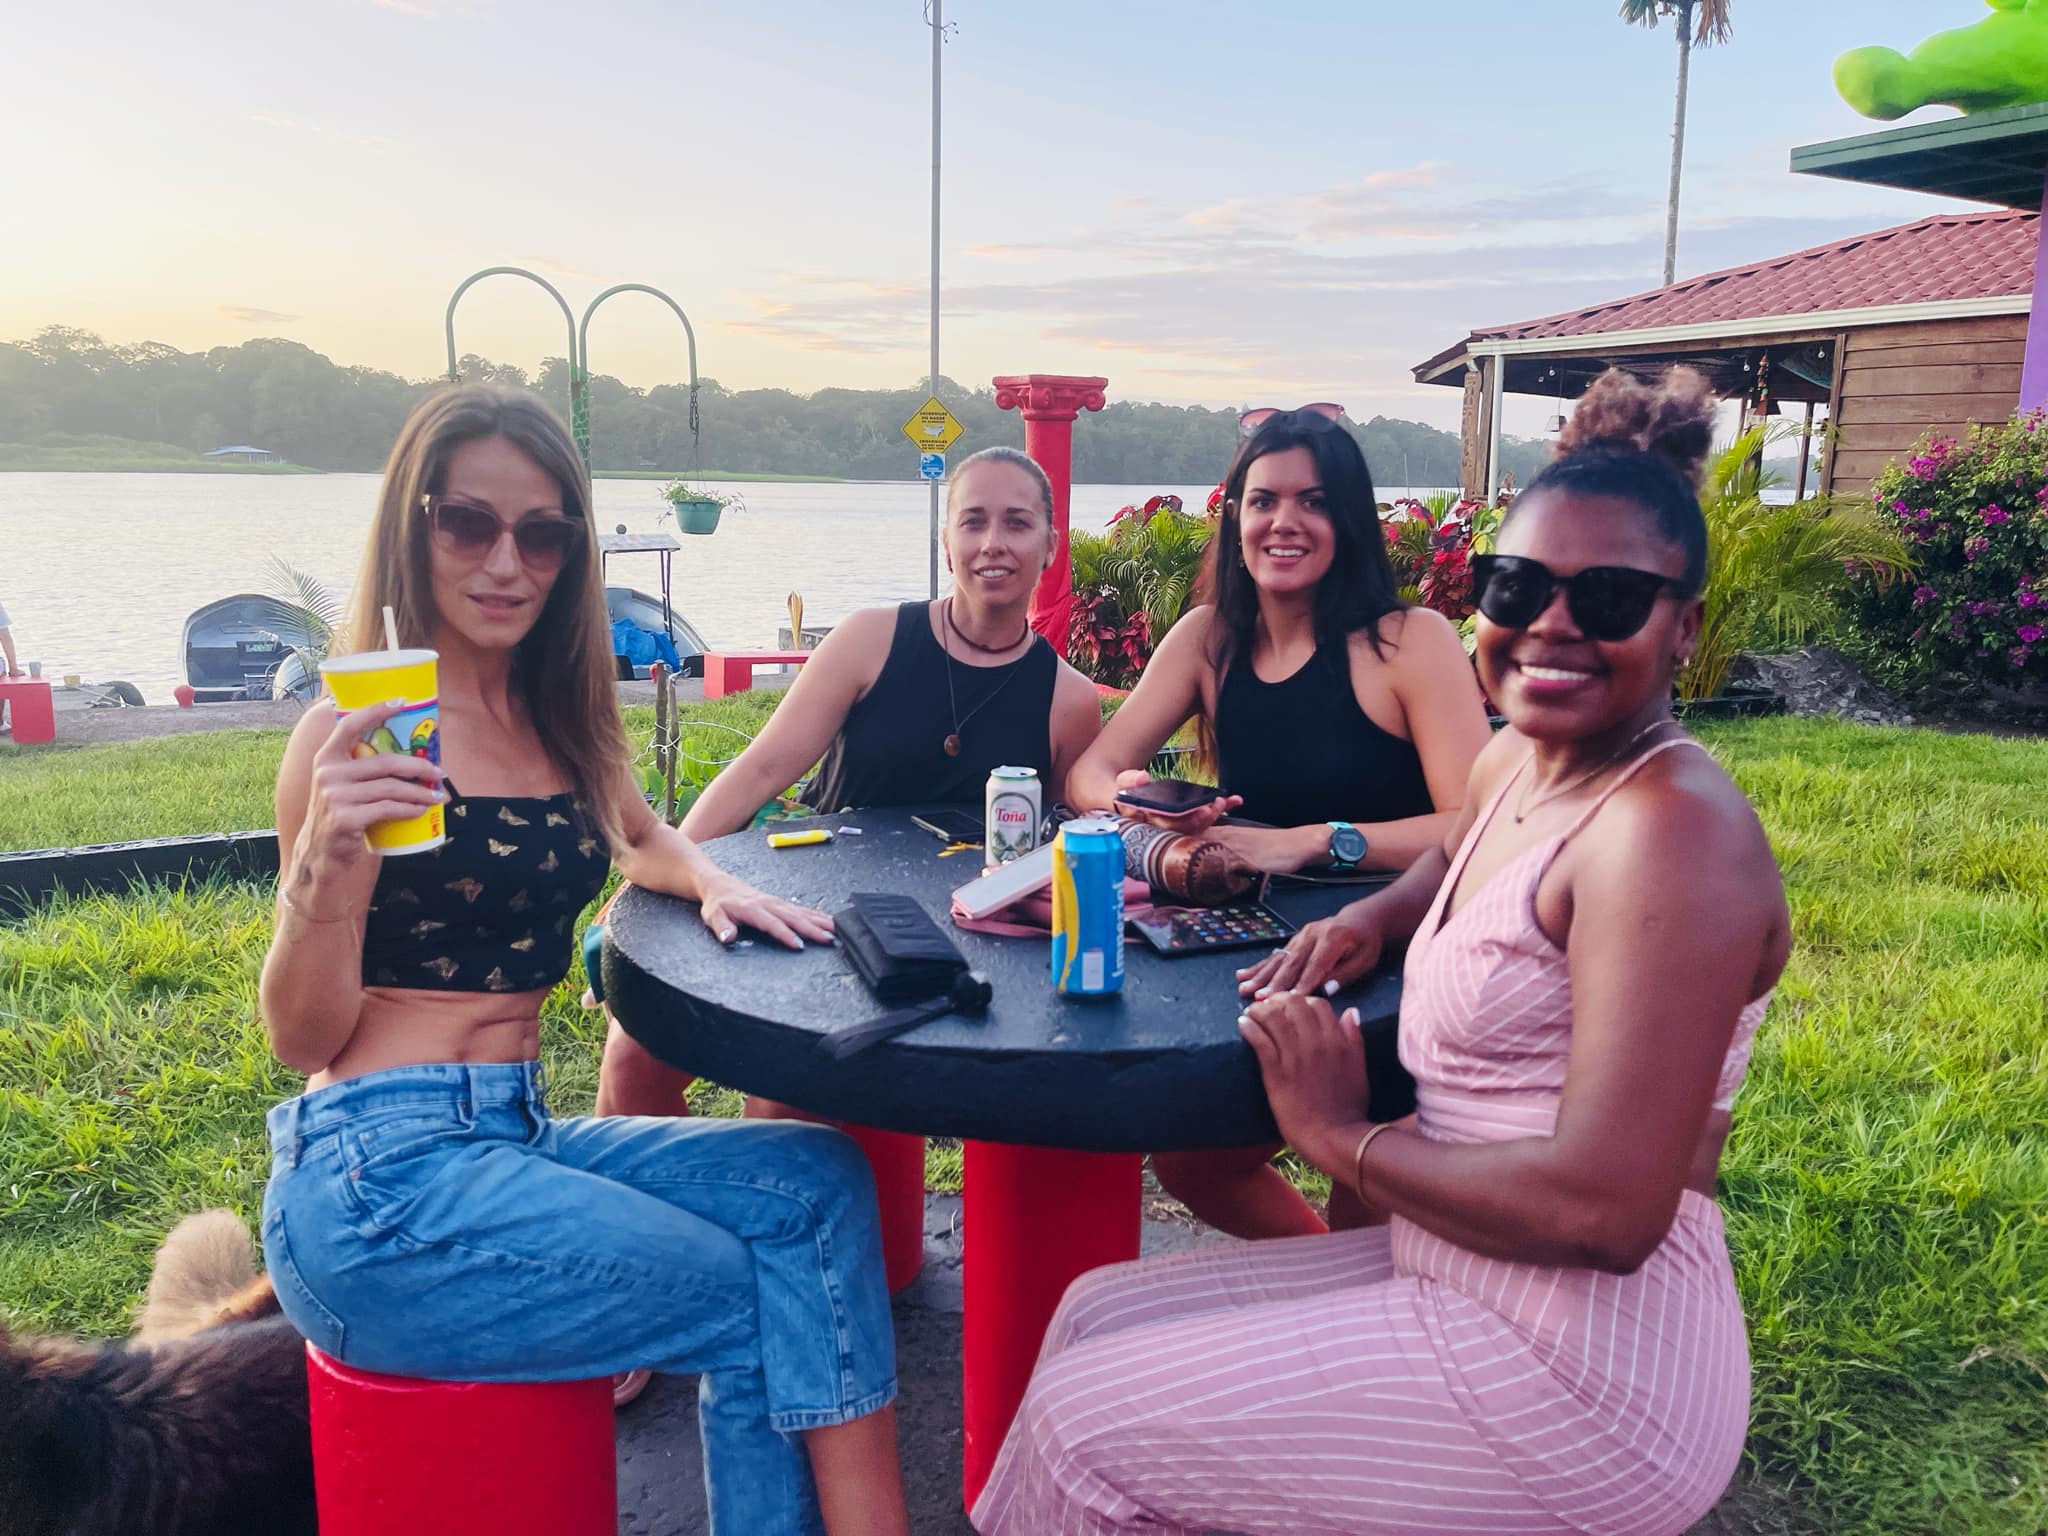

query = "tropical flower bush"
[[1068, 494, 1214, 689], [1380, 495, 1501, 623], [1847, 412, 2048, 691]]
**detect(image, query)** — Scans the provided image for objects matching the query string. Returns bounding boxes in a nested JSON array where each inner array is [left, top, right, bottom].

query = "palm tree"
[[1620, 0, 1734, 286]]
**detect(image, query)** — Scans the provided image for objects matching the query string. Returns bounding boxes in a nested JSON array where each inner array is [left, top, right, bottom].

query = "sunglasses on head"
[[1238, 402, 1344, 438], [423, 495, 583, 573], [1471, 554, 1690, 642]]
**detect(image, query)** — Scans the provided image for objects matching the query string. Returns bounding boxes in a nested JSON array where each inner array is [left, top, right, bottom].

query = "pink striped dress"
[[972, 740, 1769, 1536]]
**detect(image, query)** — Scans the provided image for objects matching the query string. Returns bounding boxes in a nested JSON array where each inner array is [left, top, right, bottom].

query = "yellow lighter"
[[766, 828, 834, 849]]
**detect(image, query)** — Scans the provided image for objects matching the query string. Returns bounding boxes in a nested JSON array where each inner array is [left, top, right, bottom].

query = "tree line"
[[0, 326, 1554, 489]]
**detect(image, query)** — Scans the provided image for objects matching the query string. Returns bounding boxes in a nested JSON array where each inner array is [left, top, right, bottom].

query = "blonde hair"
[[338, 385, 632, 852]]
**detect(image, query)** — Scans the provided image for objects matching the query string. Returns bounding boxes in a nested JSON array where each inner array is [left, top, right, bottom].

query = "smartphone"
[[1114, 780, 1223, 817], [912, 809, 984, 844]]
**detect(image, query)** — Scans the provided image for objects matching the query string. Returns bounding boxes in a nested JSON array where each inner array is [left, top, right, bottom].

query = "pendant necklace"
[[941, 599, 1032, 757], [1513, 719, 1675, 824]]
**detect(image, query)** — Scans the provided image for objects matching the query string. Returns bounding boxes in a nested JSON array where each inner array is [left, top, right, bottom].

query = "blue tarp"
[[611, 618, 683, 675]]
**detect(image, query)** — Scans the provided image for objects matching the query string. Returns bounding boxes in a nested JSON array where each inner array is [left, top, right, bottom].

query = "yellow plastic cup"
[[319, 648, 445, 855]]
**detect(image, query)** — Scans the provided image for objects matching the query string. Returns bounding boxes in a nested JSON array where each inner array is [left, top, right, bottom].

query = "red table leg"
[[961, 1142, 1141, 1507], [839, 1123, 927, 1293]]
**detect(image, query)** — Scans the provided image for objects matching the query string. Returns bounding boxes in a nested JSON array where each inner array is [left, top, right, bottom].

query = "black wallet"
[[835, 892, 970, 1005]]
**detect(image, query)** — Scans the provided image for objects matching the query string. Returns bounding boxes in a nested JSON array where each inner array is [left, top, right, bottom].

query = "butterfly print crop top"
[[359, 787, 612, 993]]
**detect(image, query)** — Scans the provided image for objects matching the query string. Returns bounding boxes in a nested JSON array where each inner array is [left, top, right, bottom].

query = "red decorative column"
[[993, 374, 1108, 656]]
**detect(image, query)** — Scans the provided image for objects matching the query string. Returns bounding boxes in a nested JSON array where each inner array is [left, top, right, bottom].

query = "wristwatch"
[[1326, 821, 1368, 870]]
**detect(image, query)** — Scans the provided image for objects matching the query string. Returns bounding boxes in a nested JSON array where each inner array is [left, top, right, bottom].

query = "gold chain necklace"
[[1513, 719, 1675, 825]]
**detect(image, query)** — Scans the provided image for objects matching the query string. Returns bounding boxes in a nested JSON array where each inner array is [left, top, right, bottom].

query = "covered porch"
[[1415, 210, 2035, 501]]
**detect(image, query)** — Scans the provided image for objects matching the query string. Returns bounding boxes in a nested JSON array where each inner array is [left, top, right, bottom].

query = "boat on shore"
[[182, 595, 317, 703]]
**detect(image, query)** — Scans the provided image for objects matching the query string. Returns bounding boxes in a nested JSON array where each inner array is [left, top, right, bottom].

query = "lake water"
[[1, 475, 1305, 701]]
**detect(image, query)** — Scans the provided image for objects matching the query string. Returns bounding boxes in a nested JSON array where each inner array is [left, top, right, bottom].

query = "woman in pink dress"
[[972, 365, 1792, 1536]]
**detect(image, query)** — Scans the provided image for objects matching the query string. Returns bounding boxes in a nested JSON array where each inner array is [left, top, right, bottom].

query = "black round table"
[[600, 808, 1403, 1153], [599, 806, 1405, 1506]]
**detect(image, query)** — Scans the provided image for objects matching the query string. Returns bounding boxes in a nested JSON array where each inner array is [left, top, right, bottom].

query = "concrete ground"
[[613, 1194, 1781, 1536]]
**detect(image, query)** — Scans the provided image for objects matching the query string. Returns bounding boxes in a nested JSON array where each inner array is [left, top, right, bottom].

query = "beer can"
[[1050, 817, 1125, 997], [985, 765, 1043, 867]]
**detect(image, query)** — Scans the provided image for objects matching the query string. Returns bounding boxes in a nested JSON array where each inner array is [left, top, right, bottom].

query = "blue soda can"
[[1050, 817, 1125, 997]]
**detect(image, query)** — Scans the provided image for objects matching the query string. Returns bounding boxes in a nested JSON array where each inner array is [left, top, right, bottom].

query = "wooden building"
[[1413, 210, 2035, 501]]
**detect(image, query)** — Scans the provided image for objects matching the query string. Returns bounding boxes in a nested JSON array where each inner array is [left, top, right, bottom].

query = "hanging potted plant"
[[659, 480, 745, 535]]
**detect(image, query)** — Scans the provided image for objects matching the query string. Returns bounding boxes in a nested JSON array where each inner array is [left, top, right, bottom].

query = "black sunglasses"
[[423, 495, 584, 573], [1471, 554, 1691, 642]]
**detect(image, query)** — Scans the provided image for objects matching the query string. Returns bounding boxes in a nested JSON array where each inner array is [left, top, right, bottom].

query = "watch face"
[[1331, 825, 1368, 864]]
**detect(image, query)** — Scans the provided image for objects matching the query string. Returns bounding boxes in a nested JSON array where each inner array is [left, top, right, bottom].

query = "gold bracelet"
[[276, 882, 353, 925], [1352, 1121, 1397, 1203]]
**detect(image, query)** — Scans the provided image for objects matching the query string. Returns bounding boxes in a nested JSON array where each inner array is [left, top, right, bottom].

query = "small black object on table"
[[599, 807, 1404, 1507]]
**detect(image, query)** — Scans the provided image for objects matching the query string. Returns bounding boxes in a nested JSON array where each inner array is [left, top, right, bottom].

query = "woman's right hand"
[[298, 700, 447, 874], [1109, 769, 1243, 834], [1237, 901, 1386, 998]]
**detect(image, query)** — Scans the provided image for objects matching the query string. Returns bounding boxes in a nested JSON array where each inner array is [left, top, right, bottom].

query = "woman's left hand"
[[1238, 991, 1371, 1157], [699, 874, 835, 950]]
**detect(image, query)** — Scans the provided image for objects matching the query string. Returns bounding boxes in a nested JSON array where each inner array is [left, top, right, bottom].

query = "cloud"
[[721, 159, 1927, 421], [1363, 161, 1445, 190], [373, 0, 440, 14], [216, 305, 301, 325], [246, 110, 392, 152]]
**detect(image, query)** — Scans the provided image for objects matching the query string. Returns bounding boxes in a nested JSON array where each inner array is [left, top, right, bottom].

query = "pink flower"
[[1983, 506, 2011, 526], [2020, 625, 2046, 644], [2019, 592, 2043, 610], [1912, 586, 1939, 608]]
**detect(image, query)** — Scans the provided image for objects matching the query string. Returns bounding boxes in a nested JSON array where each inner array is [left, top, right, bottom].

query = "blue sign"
[[920, 452, 946, 481]]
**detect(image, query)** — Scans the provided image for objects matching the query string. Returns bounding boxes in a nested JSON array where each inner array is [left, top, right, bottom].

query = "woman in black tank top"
[[1066, 409, 1492, 1245], [597, 448, 1102, 1118]]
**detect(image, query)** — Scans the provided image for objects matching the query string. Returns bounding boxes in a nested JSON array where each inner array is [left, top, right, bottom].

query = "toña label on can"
[[1050, 817, 1125, 997], [985, 765, 1043, 867]]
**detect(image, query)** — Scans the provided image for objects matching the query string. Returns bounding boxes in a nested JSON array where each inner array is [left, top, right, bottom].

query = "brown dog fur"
[[0, 1212, 314, 1536]]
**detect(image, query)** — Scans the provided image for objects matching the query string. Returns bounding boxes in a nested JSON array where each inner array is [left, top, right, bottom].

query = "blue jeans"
[[263, 1061, 896, 1536]]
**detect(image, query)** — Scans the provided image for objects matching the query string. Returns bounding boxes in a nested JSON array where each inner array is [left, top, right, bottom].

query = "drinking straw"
[[382, 605, 400, 653]]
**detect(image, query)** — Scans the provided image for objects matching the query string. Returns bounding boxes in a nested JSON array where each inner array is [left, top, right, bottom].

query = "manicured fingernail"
[[1236, 1014, 1253, 1030], [720, 928, 736, 943], [1343, 1008, 1361, 1028], [1254, 986, 1271, 999], [1322, 980, 1339, 996]]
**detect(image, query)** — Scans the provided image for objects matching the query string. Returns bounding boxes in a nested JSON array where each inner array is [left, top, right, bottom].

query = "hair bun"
[[1555, 365, 1716, 488]]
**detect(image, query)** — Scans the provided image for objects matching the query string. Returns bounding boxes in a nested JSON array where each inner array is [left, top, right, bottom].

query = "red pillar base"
[[305, 1347, 615, 1536], [960, 1143, 1142, 1507], [840, 1123, 927, 1293], [0, 679, 56, 744]]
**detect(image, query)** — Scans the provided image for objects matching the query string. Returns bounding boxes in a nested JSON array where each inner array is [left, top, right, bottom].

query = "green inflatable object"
[[1836, 0, 2048, 119]]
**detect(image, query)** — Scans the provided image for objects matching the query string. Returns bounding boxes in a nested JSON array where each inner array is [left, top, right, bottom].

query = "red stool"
[[305, 1346, 615, 1536], [841, 1124, 928, 1293], [0, 678, 54, 744]]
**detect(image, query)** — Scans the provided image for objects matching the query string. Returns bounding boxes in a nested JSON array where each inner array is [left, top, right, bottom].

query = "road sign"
[[902, 395, 965, 454], [919, 452, 946, 481]]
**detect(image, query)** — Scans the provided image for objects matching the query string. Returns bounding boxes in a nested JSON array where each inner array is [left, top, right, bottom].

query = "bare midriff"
[[304, 985, 554, 1091]]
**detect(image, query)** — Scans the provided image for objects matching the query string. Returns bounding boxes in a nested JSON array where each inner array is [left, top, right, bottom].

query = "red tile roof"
[[1471, 209, 2037, 344]]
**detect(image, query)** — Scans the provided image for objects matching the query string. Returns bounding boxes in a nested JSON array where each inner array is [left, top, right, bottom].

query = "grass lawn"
[[1, 714, 2043, 1532]]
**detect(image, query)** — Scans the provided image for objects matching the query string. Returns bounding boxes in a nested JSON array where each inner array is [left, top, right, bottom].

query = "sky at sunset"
[[0, 0, 1987, 432]]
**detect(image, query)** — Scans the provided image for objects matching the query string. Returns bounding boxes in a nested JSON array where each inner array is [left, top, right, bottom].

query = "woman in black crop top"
[[1067, 409, 1492, 1245], [259, 387, 910, 1535], [595, 447, 1102, 1123]]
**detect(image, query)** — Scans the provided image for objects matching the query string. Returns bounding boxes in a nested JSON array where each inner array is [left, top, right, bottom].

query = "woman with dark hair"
[[258, 386, 909, 1536], [1067, 407, 1490, 1239], [973, 368, 1789, 1536]]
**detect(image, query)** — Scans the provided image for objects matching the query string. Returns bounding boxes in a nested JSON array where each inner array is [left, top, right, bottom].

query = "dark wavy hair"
[[1513, 366, 1715, 594], [1201, 412, 1405, 687]]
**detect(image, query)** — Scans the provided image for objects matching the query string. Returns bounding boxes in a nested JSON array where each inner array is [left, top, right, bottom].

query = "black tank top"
[[803, 602, 1057, 813], [1213, 640, 1434, 828]]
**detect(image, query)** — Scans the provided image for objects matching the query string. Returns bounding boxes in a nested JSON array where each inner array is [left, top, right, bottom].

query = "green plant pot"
[[670, 498, 723, 535]]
